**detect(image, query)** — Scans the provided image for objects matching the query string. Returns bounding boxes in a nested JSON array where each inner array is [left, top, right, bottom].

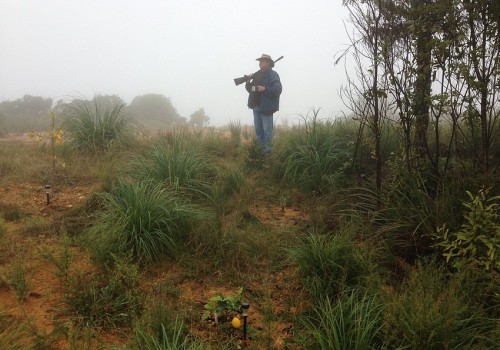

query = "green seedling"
[[202, 287, 243, 324]]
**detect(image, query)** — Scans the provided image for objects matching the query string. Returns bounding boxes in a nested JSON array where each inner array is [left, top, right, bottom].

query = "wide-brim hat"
[[256, 54, 274, 67]]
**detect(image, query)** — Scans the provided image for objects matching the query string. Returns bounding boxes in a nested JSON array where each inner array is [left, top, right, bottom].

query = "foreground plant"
[[133, 318, 205, 350], [89, 178, 210, 263], [202, 287, 244, 324], [435, 188, 500, 272], [302, 288, 383, 350], [289, 229, 365, 301]]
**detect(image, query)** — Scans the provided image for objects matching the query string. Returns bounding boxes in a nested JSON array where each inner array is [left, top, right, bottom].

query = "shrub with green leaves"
[[302, 288, 383, 350], [435, 188, 500, 272], [64, 98, 133, 153], [202, 287, 244, 323], [89, 179, 210, 263]]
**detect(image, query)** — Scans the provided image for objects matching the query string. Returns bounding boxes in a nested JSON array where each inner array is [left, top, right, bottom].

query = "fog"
[[0, 0, 352, 126]]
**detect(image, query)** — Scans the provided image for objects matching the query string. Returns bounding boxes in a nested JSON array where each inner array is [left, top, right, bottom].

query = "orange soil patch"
[[1, 160, 312, 348]]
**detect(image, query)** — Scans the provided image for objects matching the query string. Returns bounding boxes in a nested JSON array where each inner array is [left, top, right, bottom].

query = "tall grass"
[[88, 178, 210, 263], [345, 167, 437, 259], [65, 255, 142, 328], [132, 319, 205, 350], [131, 137, 216, 200], [288, 228, 365, 301], [0, 310, 30, 350], [64, 98, 134, 153], [279, 111, 356, 192], [302, 288, 383, 350], [228, 119, 242, 148], [0, 143, 54, 182]]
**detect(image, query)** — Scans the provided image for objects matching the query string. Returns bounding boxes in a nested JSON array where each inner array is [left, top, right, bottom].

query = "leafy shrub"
[[302, 288, 383, 350], [382, 260, 497, 349], [64, 98, 133, 153], [88, 178, 210, 263], [289, 229, 365, 301], [435, 188, 500, 272], [202, 287, 244, 323]]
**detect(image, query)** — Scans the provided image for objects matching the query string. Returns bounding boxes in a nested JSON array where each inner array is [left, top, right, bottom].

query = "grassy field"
[[0, 115, 498, 349]]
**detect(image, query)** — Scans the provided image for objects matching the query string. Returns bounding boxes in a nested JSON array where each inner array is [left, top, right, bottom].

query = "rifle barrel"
[[233, 56, 284, 86]]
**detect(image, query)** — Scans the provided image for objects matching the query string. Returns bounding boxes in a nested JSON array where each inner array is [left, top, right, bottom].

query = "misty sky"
[[0, 0, 352, 126]]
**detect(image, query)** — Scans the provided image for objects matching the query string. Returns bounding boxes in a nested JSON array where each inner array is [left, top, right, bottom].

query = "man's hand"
[[257, 85, 265, 92]]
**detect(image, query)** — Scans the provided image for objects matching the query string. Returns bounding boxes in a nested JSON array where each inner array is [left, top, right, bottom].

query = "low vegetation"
[[0, 106, 498, 349]]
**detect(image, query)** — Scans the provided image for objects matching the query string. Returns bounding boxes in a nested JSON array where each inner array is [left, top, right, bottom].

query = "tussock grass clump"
[[87, 178, 210, 264], [132, 318, 206, 350], [289, 228, 366, 301], [130, 282, 209, 350], [132, 138, 217, 200], [302, 288, 383, 350], [347, 169, 437, 259], [64, 98, 134, 153], [228, 119, 242, 148], [279, 111, 356, 192]]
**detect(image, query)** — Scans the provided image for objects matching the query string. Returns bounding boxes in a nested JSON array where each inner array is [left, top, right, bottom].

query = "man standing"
[[245, 54, 282, 154]]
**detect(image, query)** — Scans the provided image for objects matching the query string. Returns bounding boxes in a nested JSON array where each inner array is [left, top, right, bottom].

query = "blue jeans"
[[253, 107, 273, 154]]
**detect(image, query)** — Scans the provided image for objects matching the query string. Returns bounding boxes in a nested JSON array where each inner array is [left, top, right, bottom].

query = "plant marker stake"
[[241, 301, 250, 341], [45, 184, 52, 205]]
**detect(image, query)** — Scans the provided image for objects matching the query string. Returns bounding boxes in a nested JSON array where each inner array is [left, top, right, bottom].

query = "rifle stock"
[[233, 56, 283, 86]]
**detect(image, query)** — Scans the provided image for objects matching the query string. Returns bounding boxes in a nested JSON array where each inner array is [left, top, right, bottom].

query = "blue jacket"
[[246, 69, 282, 114]]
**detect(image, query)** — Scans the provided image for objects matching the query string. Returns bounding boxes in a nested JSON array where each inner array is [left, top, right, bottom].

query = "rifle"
[[233, 56, 284, 86]]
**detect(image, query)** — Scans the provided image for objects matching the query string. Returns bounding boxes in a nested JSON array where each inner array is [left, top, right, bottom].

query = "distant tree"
[[189, 108, 210, 128], [91, 94, 126, 112], [458, 0, 500, 173], [0, 111, 6, 136], [127, 94, 185, 128], [0, 95, 53, 132]]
